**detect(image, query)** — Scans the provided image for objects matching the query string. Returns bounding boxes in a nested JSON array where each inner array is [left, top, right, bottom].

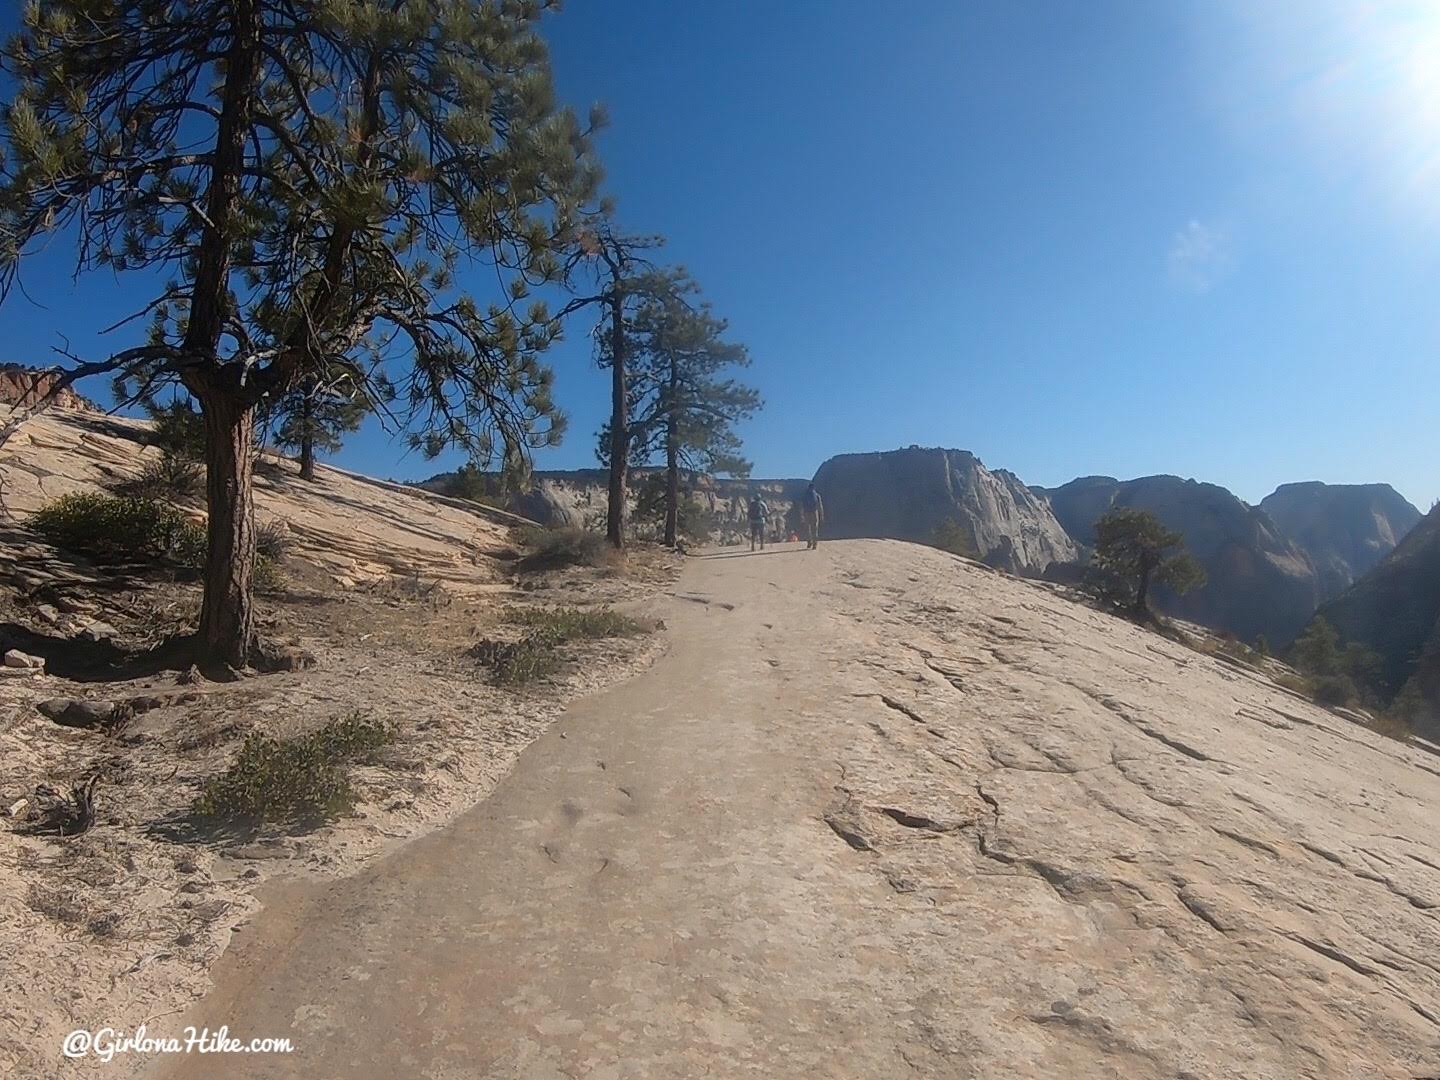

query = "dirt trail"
[[146, 541, 1440, 1078]]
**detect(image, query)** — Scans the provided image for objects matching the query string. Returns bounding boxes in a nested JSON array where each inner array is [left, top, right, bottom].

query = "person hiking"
[[748, 493, 769, 551], [801, 482, 824, 549]]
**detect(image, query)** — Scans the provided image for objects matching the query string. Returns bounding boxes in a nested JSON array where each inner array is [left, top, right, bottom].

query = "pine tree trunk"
[[663, 353, 680, 547], [606, 290, 627, 549], [197, 395, 258, 670], [299, 382, 316, 482]]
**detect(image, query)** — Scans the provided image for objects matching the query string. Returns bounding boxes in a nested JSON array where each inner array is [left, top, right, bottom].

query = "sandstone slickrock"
[[812, 447, 1079, 574], [0, 405, 527, 595], [1260, 481, 1421, 601], [1317, 503, 1440, 729], [1042, 474, 1319, 643]]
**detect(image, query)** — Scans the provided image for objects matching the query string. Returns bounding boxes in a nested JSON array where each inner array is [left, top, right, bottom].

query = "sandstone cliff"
[[811, 447, 1079, 574], [1260, 481, 1421, 601], [0, 364, 96, 413], [422, 468, 808, 544], [1317, 504, 1440, 727], [1041, 474, 1319, 643]]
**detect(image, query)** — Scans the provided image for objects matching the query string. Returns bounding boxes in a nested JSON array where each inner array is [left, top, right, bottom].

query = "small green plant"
[[31, 492, 206, 565], [469, 636, 563, 686], [193, 712, 393, 825], [127, 450, 204, 501], [255, 519, 292, 561], [469, 606, 647, 686], [503, 605, 647, 641], [512, 525, 608, 571]]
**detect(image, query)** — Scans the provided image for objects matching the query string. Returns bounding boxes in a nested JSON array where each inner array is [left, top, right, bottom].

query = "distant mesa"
[[1259, 481, 1421, 601], [812, 447, 1078, 575]]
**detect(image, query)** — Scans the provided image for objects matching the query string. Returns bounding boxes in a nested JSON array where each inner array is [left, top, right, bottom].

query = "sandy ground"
[[0, 406, 681, 1079], [98, 539, 1440, 1079]]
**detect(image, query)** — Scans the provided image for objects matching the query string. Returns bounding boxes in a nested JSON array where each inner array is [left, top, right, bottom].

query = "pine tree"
[[265, 370, 372, 481], [563, 224, 661, 549], [1091, 507, 1206, 616], [0, 2, 600, 668], [620, 268, 759, 546]]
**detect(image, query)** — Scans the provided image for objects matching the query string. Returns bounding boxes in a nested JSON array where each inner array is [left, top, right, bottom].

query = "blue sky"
[[3, 1, 1438, 508]]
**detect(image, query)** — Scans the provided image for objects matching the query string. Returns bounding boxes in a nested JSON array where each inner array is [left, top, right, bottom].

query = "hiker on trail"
[[748, 493, 769, 551], [802, 482, 824, 549]]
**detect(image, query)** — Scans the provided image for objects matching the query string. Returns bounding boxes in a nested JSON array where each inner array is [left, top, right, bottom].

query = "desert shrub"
[[931, 518, 979, 559], [504, 605, 646, 641], [1311, 674, 1360, 707], [469, 635, 562, 686], [193, 712, 393, 825], [127, 450, 204, 501], [255, 519, 292, 560], [472, 606, 649, 686], [31, 492, 206, 565], [512, 524, 608, 571]]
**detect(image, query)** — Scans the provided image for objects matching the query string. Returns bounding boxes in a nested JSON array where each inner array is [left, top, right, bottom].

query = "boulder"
[[3, 648, 44, 670], [37, 698, 117, 728]]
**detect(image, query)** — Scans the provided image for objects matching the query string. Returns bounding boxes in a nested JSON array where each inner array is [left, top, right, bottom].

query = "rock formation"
[[1260, 481, 1421, 601], [1041, 474, 1318, 643], [1316, 504, 1440, 730], [811, 447, 1079, 574], [421, 468, 808, 545], [0, 364, 96, 413]]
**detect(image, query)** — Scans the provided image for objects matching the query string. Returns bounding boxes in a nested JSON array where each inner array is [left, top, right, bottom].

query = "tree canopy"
[[1091, 506, 1205, 616], [0, 0, 602, 666]]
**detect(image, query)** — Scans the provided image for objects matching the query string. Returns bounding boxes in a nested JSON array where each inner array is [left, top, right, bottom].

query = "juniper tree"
[[0, 1, 600, 668]]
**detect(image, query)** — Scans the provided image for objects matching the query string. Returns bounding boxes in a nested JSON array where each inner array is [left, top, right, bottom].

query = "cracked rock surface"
[[146, 540, 1440, 1079]]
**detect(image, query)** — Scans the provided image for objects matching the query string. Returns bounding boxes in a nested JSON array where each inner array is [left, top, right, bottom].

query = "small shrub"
[[31, 492, 206, 565], [1311, 674, 1360, 707], [472, 606, 649, 686], [193, 712, 393, 825], [512, 525, 608, 571], [127, 451, 204, 501], [503, 605, 646, 641], [255, 519, 292, 560], [469, 636, 562, 686], [254, 555, 287, 594]]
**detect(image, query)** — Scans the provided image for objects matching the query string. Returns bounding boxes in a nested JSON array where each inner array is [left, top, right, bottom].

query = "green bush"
[[193, 712, 393, 825], [469, 636, 563, 686], [503, 605, 646, 641], [513, 525, 608, 571], [472, 606, 648, 687], [31, 492, 206, 564], [127, 451, 204, 501]]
